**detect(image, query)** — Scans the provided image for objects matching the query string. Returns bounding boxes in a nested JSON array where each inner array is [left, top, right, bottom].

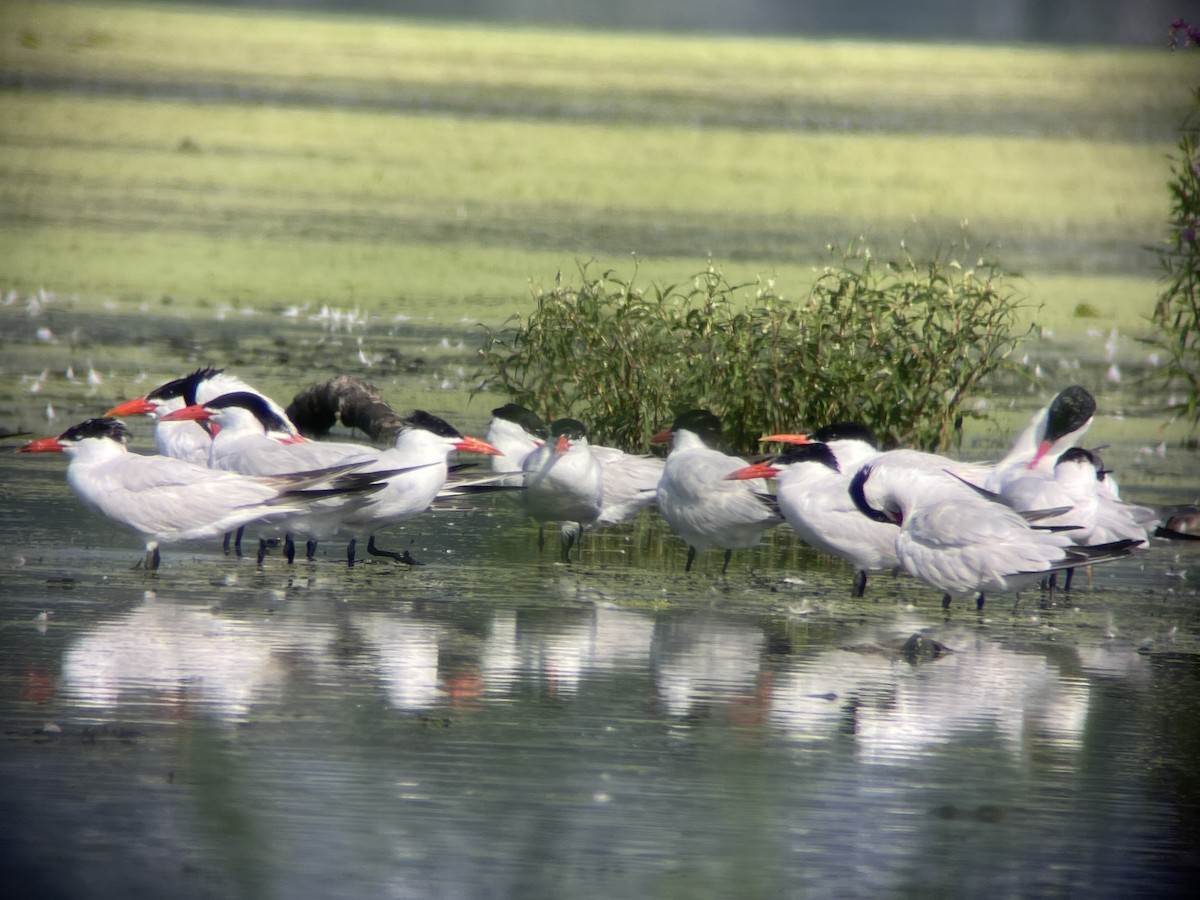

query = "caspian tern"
[[986, 385, 1096, 494], [1000, 446, 1160, 590], [726, 440, 900, 597], [849, 458, 1139, 610], [521, 418, 604, 561], [752, 421, 998, 595], [485, 403, 547, 478], [591, 444, 664, 526], [331, 410, 502, 565], [18, 417, 377, 569], [486, 403, 661, 526], [106, 368, 299, 466], [164, 391, 377, 475], [163, 393, 501, 564], [161, 390, 380, 561], [652, 409, 782, 573]]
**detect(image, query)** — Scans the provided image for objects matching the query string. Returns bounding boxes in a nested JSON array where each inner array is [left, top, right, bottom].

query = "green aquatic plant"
[[477, 242, 1032, 453], [1151, 84, 1200, 428]]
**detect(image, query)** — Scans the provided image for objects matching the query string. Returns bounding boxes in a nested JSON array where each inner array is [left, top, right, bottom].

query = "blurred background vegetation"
[[138, 0, 1191, 46], [0, 0, 1196, 441]]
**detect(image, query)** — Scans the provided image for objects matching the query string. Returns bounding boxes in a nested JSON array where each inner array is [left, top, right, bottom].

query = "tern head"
[[652, 409, 722, 448], [105, 367, 224, 418], [20, 417, 131, 454], [809, 422, 879, 448], [405, 409, 501, 455], [491, 403, 548, 440], [727, 442, 842, 481], [547, 418, 588, 454], [776, 441, 841, 472], [1055, 446, 1105, 480], [1030, 385, 1095, 469], [162, 391, 290, 435]]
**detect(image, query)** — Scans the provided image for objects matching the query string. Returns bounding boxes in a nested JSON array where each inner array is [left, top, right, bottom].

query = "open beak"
[[760, 433, 810, 445], [160, 404, 211, 423], [724, 461, 780, 481], [454, 436, 502, 456], [649, 428, 673, 444], [105, 397, 157, 417], [18, 437, 64, 453]]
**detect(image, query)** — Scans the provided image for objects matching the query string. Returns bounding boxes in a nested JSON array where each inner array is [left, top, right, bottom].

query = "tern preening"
[[727, 440, 900, 597], [521, 417, 604, 561], [986, 384, 1096, 495], [487, 403, 661, 532], [849, 458, 1139, 610]]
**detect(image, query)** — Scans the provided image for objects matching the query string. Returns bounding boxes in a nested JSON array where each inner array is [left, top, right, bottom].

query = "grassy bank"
[[1, 0, 1197, 459], [0, 1, 1193, 334]]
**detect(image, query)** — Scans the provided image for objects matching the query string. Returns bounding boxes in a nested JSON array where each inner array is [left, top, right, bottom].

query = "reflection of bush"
[[478, 242, 1032, 454], [1152, 86, 1200, 428]]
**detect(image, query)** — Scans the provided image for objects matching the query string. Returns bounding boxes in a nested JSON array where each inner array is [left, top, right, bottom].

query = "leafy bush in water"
[[1151, 85, 1200, 427], [477, 243, 1032, 454]]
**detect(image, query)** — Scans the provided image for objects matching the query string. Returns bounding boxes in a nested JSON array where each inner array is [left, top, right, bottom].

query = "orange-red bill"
[[724, 462, 780, 481], [759, 433, 810, 445], [159, 404, 211, 423], [18, 437, 64, 454], [455, 436, 502, 456], [1028, 439, 1052, 469], [555, 435, 570, 454], [649, 428, 673, 444], [105, 397, 156, 417]]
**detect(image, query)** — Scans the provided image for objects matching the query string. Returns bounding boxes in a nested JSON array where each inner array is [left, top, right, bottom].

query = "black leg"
[[721, 548, 732, 574], [941, 593, 952, 611], [284, 535, 296, 565], [976, 592, 985, 611], [234, 526, 244, 557], [149, 546, 161, 570], [257, 539, 268, 566], [537, 525, 545, 552], [1063, 566, 1075, 592], [367, 535, 422, 566], [852, 569, 867, 598], [347, 538, 357, 567], [685, 545, 696, 572], [223, 531, 232, 555], [561, 527, 576, 563], [306, 540, 317, 561]]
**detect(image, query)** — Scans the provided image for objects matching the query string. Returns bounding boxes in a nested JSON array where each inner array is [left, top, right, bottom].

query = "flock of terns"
[[17, 369, 1195, 610]]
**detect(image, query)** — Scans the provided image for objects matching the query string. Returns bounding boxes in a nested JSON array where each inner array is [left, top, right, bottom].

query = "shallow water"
[[4, 296, 1200, 897], [2, 435, 1200, 898]]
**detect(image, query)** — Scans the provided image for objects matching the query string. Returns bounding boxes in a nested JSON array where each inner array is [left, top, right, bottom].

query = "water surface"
[[2, 440, 1199, 899]]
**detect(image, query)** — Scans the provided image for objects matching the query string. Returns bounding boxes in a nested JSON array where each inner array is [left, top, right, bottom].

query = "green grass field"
[[1, 0, 1194, 339], [1, 0, 1198, 459]]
